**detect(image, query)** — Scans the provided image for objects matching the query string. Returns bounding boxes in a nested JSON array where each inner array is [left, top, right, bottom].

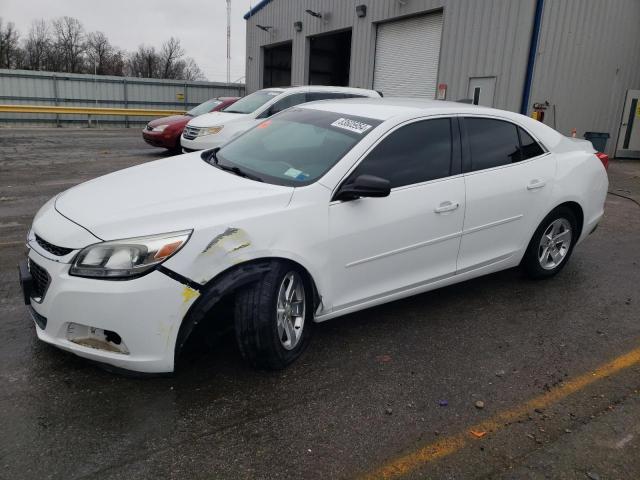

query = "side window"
[[268, 93, 307, 116], [465, 118, 521, 171], [518, 127, 545, 160], [349, 119, 452, 189]]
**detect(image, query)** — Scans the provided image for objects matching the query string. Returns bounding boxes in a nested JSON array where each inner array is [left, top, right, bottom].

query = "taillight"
[[596, 152, 609, 171]]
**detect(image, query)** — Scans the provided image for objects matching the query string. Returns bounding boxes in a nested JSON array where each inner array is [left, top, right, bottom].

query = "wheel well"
[[174, 257, 321, 365], [556, 201, 584, 236]]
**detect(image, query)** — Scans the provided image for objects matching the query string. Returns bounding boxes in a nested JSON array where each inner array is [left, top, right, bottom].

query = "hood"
[[148, 115, 189, 127], [188, 111, 250, 128], [55, 152, 294, 240]]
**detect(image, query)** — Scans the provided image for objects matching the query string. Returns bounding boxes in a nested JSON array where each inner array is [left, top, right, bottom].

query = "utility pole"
[[226, 0, 231, 84]]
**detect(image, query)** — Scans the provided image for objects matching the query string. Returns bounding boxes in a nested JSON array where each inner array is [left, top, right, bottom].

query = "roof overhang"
[[243, 0, 273, 20]]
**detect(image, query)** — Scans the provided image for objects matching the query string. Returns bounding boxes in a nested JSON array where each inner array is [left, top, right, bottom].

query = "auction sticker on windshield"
[[330, 118, 373, 134]]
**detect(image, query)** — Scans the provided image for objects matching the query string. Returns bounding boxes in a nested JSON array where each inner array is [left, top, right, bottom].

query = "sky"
[[0, 0, 254, 83]]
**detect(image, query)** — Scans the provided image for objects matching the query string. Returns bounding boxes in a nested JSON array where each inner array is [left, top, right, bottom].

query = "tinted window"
[[268, 93, 307, 115], [350, 119, 452, 188], [466, 118, 521, 171], [518, 127, 545, 160]]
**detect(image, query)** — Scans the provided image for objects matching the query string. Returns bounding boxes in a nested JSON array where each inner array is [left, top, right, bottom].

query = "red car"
[[142, 97, 239, 152]]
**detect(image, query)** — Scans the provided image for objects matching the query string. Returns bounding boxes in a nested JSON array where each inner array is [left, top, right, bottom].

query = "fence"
[[0, 69, 246, 127]]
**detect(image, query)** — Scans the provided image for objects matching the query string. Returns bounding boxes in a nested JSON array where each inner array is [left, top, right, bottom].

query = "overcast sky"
[[0, 0, 254, 82]]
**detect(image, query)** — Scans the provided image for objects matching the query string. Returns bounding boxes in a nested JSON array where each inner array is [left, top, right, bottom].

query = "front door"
[[328, 118, 465, 311]]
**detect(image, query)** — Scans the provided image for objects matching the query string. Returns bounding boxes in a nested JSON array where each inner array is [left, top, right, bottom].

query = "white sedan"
[[19, 99, 608, 373]]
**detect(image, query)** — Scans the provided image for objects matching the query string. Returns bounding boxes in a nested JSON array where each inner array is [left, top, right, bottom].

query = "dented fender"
[[174, 259, 274, 358]]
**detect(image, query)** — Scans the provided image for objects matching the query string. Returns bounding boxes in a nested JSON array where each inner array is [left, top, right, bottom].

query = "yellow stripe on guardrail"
[[0, 104, 185, 117]]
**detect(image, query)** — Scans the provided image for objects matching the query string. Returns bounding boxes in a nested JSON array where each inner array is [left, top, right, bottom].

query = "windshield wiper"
[[208, 149, 263, 182], [222, 110, 247, 114]]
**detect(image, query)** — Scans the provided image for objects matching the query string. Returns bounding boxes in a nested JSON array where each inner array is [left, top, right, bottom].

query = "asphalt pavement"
[[1, 127, 639, 480]]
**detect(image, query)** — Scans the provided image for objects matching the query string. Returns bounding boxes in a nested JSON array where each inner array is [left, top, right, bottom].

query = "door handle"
[[434, 201, 459, 213], [527, 179, 546, 190]]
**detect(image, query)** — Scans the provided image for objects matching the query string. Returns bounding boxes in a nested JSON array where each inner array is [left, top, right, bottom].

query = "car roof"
[[300, 97, 564, 147], [300, 97, 497, 120], [261, 85, 380, 96]]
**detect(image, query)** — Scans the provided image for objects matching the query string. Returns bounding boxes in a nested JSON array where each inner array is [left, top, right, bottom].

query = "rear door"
[[328, 117, 465, 311], [457, 117, 555, 272]]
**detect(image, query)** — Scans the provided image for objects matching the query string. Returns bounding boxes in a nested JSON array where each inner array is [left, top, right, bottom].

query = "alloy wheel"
[[538, 218, 572, 270], [276, 271, 306, 350]]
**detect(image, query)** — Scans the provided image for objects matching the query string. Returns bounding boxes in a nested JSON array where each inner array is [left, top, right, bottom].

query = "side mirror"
[[334, 174, 391, 202]]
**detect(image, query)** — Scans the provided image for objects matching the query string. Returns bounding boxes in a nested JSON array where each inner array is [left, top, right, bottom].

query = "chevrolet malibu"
[[19, 98, 608, 373]]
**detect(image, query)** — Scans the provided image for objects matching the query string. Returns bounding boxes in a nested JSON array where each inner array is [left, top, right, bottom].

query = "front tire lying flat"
[[234, 263, 313, 370], [522, 206, 578, 279]]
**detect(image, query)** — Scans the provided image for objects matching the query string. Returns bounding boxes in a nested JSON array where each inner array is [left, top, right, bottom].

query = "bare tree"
[[159, 37, 185, 79], [182, 57, 205, 81], [52, 16, 86, 73], [1, 16, 207, 80], [107, 47, 126, 76], [87, 31, 118, 74], [127, 45, 159, 78], [22, 20, 51, 70], [0, 18, 21, 68]]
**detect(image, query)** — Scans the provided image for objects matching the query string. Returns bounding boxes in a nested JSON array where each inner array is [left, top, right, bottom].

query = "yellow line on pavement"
[[361, 345, 640, 480]]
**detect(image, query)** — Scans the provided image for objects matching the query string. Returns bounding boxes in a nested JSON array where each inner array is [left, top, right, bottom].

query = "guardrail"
[[0, 104, 184, 116]]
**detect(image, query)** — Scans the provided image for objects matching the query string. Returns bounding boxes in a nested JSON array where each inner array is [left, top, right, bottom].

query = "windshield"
[[223, 90, 282, 114], [213, 108, 382, 186], [187, 98, 222, 116]]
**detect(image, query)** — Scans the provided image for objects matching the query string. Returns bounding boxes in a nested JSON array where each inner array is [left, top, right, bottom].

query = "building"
[[243, 0, 640, 157]]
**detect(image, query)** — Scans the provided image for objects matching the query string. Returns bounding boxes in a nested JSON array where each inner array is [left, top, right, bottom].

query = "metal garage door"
[[373, 13, 443, 98]]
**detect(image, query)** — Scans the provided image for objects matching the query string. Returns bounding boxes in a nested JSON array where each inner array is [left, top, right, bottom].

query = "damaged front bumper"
[[23, 248, 200, 373]]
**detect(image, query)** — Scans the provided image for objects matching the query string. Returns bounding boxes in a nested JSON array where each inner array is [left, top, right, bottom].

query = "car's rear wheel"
[[522, 206, 578, 279], [234, 263, 313, 369]]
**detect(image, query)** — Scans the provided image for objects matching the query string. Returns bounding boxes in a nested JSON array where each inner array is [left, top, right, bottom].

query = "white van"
[[180, 85, 381, 152]]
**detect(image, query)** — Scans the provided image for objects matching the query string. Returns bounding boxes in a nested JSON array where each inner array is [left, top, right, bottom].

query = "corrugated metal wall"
[[0, 69, 245, 127], [245, 0, 640, 156], [244, 0, 536, 112], [529, 0, 640, 153]]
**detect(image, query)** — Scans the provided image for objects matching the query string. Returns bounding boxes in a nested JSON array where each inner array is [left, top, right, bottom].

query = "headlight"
[[152, 124, 169, 132], [201, 126, 223, 136], [69, 230, 192, 279]]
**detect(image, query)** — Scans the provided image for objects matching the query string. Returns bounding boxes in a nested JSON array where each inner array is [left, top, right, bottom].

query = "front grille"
[[35, 234, 74, 256], [29, 259, 51, 301], [183, 126, 201, 140]]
